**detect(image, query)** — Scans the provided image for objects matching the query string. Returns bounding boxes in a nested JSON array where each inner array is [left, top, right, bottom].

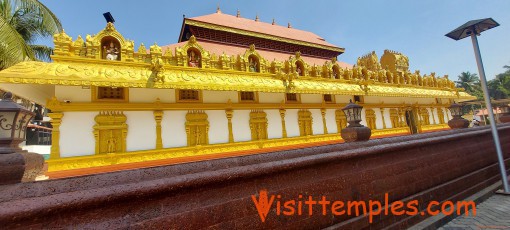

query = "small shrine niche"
[[101, 36, 121, 61], [248, 54, 260, 73], [332, 65, 341, 79], [295, 61, 305, 76], [187, 48, 201, 68]]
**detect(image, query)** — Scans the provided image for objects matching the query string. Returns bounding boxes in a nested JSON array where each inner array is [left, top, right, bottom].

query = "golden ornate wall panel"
[[249, 110, 268, 141], [298, 110, 313, 136], [365, 108, 377, 130], [389, 108, 400, 128], [93, 111, 128, 154], [185, 110, 209, 146], [335, 109, 347, 132]]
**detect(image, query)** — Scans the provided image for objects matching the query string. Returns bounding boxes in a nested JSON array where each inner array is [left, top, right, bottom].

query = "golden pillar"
[[279, 109, 287, 138], [48, 112, 64, 159], [430, 107, 437, 124], [154, 110, 163, 149], [320, 108, 328, 134], [380, 108, 387, 129], [225, 109, 234, 143]]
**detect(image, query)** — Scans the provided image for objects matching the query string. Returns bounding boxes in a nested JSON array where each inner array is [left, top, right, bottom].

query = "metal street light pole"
[[469, 32, 509, 193], [446, 18, 509, 194]]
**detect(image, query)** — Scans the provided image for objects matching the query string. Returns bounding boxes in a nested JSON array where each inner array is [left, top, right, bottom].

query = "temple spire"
[[272, 18, 276, 25], [236, 9, 240, 18], [216, 4, 221, 13], [255, 14, 259, 22], [288, 22, 292, 28]]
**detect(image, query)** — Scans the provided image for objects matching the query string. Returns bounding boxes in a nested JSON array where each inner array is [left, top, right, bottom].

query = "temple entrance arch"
[[405, 108, 419, 134]]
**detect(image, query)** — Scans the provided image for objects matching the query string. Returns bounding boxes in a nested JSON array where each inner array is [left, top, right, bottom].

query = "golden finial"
[[236, 9, 240, 18], [216, 4, 221, 13], [288, 22, 292, 28], [255, 14, 259, 22]]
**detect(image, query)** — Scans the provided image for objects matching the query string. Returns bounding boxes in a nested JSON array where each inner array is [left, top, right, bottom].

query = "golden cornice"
[[185, 19, 344, 53], [0, 61, 475, 100], [45, 97, 453, 112]]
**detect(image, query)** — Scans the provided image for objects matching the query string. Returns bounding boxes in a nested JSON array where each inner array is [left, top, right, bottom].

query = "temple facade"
[[0, 11, 474, 172]]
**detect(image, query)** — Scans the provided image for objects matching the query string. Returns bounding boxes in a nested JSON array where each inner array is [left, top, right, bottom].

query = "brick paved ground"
[[439, 194, 510, 230]]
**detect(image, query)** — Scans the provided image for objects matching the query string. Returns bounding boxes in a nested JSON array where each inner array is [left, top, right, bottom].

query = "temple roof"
[[161, 40, 352, 68], [185, 12, 339, 48]]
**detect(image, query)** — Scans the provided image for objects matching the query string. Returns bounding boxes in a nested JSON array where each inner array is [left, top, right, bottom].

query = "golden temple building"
[[0, 11, 474, 173]]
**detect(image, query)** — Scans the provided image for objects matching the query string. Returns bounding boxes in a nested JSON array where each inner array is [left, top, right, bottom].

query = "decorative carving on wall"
[[390, 108, 400, 128], [249, 110, 268, 141], [335, 109, 347, 132], [365, 108, 377, 130], [298, 109, 313, 136], [93, 111, 128, 154], [185, 110, 209, 146]]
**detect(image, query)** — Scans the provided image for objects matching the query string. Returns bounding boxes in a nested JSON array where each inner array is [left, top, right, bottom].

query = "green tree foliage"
[[0, 0, 62, 70], [455, 71, 483, 100], [488, 65, 510, 99]]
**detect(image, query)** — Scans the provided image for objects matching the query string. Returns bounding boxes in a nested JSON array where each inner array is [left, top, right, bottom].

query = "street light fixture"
[[446, 18, 509, 194], [447, 101, 469, 129], [340, 100, 371, 142], [0, 92, 35, 153], [0, 92, 46, 185]]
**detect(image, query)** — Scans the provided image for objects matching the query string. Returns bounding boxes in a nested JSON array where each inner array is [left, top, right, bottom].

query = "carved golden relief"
[[298, 110, 313, 136], [437, 107, 446, 124], [249, 110, 268, 141], [93, 111, 127, 154], [365, 108, 377, 130], [244, 44, 267, 73], [419, 108, 431, 125], [185, 111, 209, 146], [390, 108, 400, 128], [335, 109, 347, 132]]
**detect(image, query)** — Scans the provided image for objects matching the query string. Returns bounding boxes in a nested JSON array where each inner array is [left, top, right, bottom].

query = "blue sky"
[[40, 0, 510, 80]]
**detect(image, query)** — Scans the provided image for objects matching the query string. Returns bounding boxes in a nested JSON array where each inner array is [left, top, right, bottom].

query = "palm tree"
[[455, 71, 483, 99], [0, 0, 62, 70], [488, 65, 510, 99]]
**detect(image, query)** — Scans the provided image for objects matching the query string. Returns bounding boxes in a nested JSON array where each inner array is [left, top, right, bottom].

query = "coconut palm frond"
[[29, 44, 53, 62], [0, 15, 34, 69]]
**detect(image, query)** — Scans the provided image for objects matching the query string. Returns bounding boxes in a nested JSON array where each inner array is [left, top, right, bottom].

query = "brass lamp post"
[[340, 100, 371, 142], [447, 102, 469, 129], [0, 92, 44, 185]]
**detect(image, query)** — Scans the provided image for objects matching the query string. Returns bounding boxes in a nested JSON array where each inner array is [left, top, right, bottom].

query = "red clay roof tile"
[[186, 12, 341, 49]]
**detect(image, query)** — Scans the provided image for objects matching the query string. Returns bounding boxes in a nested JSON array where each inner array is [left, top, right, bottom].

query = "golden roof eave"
[[0, 61, 474, 99]]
